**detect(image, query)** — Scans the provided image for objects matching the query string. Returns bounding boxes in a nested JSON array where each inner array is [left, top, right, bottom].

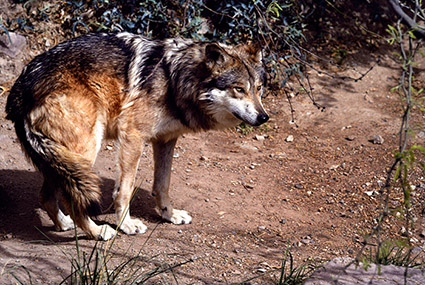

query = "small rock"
[[173, 152, 180, 158], [0, 32, 27, 58], [200, 155, 208, 161], [345, 135, 356, 141], [254, 135, 265, 141], [285, 135, 294, 142], [280, 218, 286, 224], [401, 226, 409, 236], [244, 183, 254, 189], [370, 134, 384, 144], [294, 184, 304, 189], [410, 237, 419, 243], [258, 226, 266, 230], [301, 239, 314, 244], [412, 246, 422, 254]]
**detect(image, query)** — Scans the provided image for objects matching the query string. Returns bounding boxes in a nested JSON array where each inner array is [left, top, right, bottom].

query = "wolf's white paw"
[[119, 217, 147, 235], [54, 211, 74, 231], [163, 209, 192, 225], [98, 224, 116, 241], [57, 214, 74, 231]]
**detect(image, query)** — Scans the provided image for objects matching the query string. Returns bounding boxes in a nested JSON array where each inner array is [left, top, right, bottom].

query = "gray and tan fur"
[[5, 32, 269, 240]]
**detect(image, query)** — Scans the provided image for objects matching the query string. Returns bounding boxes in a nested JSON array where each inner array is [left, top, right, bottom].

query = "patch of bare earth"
[[1, 22, 425, 285]]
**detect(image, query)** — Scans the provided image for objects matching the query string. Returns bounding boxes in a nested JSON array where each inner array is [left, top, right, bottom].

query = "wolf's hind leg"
[[113, 132, 147, 235], [152, 138, 192, 225], [40, 180, 74, 231]]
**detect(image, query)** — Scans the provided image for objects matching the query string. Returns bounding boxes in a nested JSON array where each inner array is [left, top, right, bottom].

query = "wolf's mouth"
[[231, 112, 243, 122]]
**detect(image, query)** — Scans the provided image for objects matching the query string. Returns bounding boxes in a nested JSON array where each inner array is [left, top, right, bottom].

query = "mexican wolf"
[[6, 32, 269, 240]]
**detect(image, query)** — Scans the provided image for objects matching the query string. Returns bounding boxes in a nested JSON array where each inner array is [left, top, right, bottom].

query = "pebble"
[[285, 135, 294, 142], [280, 218, 286, 224], [294, 184, 304, 189], [0, 32, 26, 58], [244, 184, 254, 189], [301, 239, 314, 244], [370, 134, 384, 144], [254, 135, 265, 141], [258, 226, 266, 230], [345, 135, 356, 141], [412, 246, 422, 254]]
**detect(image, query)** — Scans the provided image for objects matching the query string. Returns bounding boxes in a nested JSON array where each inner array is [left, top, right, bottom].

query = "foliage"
[[361, 239, 422, 271], [354, 0, 425, 273], [1, 0, 309, 94], [239, 246, 317, 285], [276, 248, 317, 285], [62, 240, 192, 284]]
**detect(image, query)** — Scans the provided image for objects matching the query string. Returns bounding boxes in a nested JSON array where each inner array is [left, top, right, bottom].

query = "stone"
[[254, 135, 265, 141], [370, 134, 384, 144], [0, 32, 26, 58], [305, 257, 425, 284]]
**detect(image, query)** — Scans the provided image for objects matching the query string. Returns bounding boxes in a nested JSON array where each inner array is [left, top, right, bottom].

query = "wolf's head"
[[200, 43, 269, 128]]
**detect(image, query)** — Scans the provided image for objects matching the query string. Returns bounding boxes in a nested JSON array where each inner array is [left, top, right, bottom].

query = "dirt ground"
[[1, 5, 425, 285]]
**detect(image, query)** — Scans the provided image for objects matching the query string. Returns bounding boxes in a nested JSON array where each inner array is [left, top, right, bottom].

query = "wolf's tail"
[[12, 119, 102, 217]]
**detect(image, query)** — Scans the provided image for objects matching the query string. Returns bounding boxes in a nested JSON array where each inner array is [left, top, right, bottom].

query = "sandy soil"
[[1, 4, 425, 284]]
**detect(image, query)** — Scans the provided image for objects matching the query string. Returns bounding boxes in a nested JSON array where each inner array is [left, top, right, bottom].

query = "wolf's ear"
[[239, 44, 262, 63], [205, 43, 227, 68], [252, 46, 263, 63]]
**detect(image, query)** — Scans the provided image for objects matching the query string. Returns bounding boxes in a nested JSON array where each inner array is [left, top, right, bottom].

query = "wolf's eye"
[[234, 87, 245, 93]]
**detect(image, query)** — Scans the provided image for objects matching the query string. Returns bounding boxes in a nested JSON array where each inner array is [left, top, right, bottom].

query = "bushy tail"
[[14, 119, 102, 217]]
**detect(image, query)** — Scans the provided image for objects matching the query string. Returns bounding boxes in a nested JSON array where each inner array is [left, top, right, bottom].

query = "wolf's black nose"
[[257, 113, 269, 125]]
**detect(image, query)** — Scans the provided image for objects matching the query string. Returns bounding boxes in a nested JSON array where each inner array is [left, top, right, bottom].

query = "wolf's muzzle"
[[257, 113, 269, 125], [253, 113, 269, 126]]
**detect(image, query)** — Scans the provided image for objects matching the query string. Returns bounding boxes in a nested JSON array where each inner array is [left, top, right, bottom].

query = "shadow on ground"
[[0, 169, 160, 242]]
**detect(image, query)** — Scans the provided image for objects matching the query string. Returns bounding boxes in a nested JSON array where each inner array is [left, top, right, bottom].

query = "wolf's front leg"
[[113, 132, 147, 235], [152, 138, 192, 224]]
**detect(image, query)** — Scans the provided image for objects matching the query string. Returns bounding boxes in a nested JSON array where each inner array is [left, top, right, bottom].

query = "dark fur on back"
[[6, 34, 132, 121]]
